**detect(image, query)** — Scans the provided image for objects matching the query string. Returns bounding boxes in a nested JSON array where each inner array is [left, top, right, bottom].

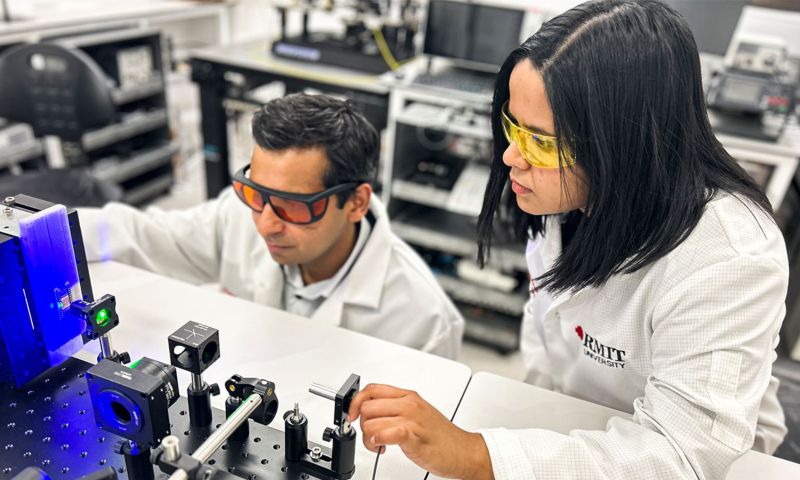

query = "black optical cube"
[[72, 293, 119, 340], [86, 359, 174, 447], [168, 321, 220, 374]]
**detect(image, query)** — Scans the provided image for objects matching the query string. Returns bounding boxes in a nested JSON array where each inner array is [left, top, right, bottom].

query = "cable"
[[371, 28, 401, 71], [371, 447, 382, 480]]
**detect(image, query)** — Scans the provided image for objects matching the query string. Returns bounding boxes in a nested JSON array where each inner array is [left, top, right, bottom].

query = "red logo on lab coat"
[[575, 325, 584, 340]]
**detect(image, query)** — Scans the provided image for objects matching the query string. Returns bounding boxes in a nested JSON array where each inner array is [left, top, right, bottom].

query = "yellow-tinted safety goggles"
[[501, 101, 575, 169]]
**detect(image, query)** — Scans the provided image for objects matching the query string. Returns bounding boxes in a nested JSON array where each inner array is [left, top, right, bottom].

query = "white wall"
[[228, 0, 282, 44], [733, 6, 800, 57]]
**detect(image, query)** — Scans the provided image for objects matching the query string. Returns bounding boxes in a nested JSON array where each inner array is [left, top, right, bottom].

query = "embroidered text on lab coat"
[[576, 325, 627, 369]]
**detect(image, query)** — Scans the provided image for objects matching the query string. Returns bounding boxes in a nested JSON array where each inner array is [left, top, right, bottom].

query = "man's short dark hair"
[[251, 93, 379, 201]]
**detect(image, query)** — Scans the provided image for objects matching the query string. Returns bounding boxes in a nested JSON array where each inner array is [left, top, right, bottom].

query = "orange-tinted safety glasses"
[[232, 165, 359, 225]]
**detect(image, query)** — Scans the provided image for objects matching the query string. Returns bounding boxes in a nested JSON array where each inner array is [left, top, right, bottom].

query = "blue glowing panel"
[[0, 236, 51, 386], [18, 205, 85, 367]]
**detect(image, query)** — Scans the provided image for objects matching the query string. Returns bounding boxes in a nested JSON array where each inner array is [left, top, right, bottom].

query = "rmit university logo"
[[575, 325, 626, 369]]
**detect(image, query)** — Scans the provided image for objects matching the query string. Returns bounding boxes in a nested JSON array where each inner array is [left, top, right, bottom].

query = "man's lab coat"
[[79, 188, 464, 359]]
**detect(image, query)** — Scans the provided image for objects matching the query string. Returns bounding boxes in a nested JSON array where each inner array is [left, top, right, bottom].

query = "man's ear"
[[346, 184, 372, 222]]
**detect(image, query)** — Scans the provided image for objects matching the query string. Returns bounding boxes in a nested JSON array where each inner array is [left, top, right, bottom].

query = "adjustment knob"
[[209, 383, 221, 396], [323, 427, 335, 442]]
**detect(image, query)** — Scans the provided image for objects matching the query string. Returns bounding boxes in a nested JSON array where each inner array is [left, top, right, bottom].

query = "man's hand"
[[348, 384, 494, 480]]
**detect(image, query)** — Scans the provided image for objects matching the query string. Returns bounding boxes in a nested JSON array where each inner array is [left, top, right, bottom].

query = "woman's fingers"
[[373, 425, 414, 451], [361, 417, 415, 452], [360, 416, 409, 451], [357, 396, 415, 423], [348, 383, 410, 421], [351, 388, 481, 479]]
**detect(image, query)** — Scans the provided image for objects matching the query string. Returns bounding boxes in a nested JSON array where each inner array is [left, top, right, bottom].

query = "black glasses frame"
[[232, 165, 360, 225]]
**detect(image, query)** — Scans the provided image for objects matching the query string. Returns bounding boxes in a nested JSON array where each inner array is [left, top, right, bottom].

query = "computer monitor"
[[661, 0, 750, 56], [423, 0, 526, 71]]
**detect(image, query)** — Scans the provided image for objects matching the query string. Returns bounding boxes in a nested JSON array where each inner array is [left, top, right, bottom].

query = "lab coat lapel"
[[312, 295, 344, 326], [252, 260, 284, 307], [540, 216, 563, 274], [311, 198, 393, 327]]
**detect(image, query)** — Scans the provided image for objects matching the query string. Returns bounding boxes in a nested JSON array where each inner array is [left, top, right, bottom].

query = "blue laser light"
[[0, 204, 86, 386]]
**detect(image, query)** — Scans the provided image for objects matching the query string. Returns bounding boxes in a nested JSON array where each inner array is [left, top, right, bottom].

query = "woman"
[[348, 0, 790, 478]]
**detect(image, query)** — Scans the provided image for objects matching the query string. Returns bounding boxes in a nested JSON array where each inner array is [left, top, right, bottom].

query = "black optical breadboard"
[[0, 358, 331, 479]]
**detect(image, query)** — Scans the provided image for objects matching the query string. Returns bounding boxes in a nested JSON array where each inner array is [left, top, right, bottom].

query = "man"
[[80, 93, 464, 358]]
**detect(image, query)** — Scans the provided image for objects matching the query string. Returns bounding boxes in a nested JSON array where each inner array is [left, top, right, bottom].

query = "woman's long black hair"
[[477, 0, 771, 295]]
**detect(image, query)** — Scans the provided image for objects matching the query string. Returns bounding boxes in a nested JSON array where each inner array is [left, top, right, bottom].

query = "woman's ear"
[[346, 183, 373, 222]]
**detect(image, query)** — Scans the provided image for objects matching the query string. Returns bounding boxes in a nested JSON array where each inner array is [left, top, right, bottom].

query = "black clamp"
[[150, 446, 205, 480], [103, 350, 131, 364], [289, 373, 361, 479], [225, 374, 279, 426], [332, 374, 360, 429]]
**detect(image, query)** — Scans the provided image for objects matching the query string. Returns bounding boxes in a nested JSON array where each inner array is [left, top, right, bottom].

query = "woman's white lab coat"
[[480, 194, 789, 479], [78, 188, 464, 359]]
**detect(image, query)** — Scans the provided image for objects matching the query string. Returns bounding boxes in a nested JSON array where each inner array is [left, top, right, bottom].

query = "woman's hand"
[[348, 383, 494, 480]]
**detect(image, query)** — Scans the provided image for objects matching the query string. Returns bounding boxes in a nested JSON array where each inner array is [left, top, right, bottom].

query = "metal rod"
[[191, 373, 203, 391], [291, 402, 301, 423], [99, 335, 112, 360], [167, 393, 262, 480], [193, 394, 261, 463], [309, 383, 337, 401]]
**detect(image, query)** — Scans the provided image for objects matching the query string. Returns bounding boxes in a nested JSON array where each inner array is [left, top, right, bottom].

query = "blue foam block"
[[18, 205, 85, 368], [0, 237, 51, 385]]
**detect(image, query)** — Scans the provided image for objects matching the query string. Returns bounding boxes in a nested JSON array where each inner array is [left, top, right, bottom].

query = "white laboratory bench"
[[83, 261, 472, 480], [429, 372, 800, 480], [82, 261, 799, 479]]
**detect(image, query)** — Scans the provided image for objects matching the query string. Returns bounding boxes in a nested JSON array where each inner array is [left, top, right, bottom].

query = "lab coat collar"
[[282, 214, 372, 302], [541, 215, 563, 271], [310, 195, 394, 324]]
